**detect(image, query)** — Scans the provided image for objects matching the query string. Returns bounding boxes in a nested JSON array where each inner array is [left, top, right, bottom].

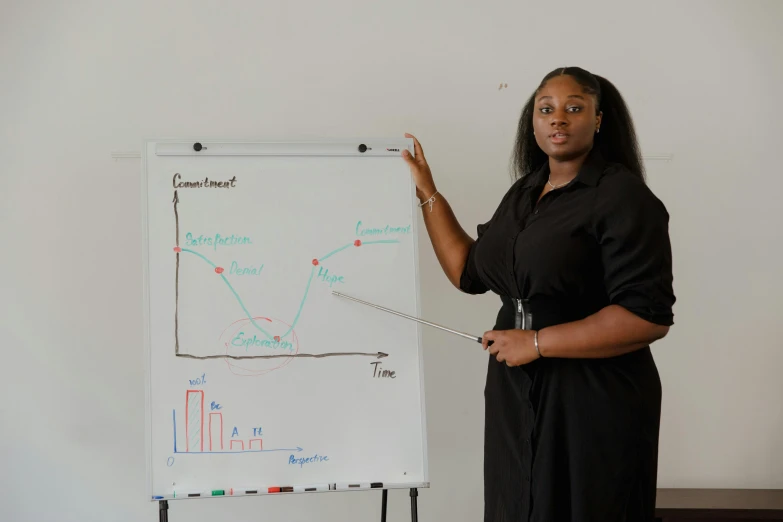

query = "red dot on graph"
[[215, 267, 224, 274], [312, 259, 319, 266], [274, 336, 281, 342], [173, 247, 181, 253], [354, 240, 362, 247]]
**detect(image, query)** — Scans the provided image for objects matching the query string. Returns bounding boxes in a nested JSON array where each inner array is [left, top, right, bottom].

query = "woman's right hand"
[[402, 133, 437, 201]]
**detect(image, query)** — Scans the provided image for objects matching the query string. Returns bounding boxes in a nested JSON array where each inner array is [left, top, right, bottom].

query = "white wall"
[[2, 1, 782, 521]]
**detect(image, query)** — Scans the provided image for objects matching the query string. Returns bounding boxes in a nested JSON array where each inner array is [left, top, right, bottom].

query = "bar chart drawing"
[[172, 390, 302, 455], [209, 412, 223, 451], [186, 390, 204, 452]]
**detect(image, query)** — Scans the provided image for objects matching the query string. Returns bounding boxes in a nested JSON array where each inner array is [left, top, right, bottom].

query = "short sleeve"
[[458, 178, 523, 295], [594, 175, 676, 325], [458, 219, 492, 295]]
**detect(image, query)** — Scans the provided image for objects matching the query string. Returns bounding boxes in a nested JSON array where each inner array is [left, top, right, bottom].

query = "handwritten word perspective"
[[289, 453, 329, 468]]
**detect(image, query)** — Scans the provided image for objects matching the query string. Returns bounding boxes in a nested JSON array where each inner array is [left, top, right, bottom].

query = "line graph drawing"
[[171, 189, 401, 363]]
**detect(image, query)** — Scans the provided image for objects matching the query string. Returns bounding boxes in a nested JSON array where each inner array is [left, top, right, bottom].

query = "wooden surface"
[[656, 488, 783, 521]]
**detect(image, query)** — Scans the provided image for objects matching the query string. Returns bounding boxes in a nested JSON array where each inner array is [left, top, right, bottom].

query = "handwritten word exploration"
[[232, 332, 295, 351]]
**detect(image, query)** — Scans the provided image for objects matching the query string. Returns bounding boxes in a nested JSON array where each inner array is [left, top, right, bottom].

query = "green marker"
[[212, 490, 225, 496]]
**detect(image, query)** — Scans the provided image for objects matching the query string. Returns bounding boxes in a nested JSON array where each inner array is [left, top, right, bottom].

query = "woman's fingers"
[[483, 330, 503, 352], [405, 133, 426, 163], [481, 331, 494, 350], [401, 148, 417, 168]]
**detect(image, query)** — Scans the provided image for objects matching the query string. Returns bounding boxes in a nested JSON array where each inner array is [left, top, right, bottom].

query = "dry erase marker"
[[336, 482, 371, 490], [294, 484, 329, 492]]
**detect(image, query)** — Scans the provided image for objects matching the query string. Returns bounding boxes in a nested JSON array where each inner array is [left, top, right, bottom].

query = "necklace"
[[547, 176, 570, 190]]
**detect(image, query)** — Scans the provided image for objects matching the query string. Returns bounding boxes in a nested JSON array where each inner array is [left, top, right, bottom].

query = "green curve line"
[[181, 248, 274, 339], [179, 239, 399, 341]]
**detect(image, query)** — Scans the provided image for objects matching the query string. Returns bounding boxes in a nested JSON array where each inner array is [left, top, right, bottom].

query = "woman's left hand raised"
[[481, 329, 541, 366]]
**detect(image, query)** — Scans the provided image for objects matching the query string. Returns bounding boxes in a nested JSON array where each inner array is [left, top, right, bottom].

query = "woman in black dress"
[[403, 66, 675, 522]]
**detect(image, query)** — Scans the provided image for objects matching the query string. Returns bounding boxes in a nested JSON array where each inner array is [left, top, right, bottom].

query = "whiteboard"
[[142, 139, 428, 501]]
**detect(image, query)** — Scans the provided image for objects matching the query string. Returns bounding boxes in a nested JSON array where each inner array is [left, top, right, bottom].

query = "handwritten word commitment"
[[232, 332, 294, 351], [230, 261, 263, 276], [172, 173, 237, 189], [289, 453, 329, 468], [356, 221, 412, 237], [185, 232, 252, 250]]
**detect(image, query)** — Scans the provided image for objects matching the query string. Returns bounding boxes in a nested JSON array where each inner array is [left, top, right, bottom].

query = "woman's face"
[[533, 75, 602, 161]]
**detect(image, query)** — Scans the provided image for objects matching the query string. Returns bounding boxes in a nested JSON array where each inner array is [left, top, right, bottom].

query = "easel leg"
[[410, 488, 418, 522], [381, 489, 388, 522], [159, 500, 169, 522]]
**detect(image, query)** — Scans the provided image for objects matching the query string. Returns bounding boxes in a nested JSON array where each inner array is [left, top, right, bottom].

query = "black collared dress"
[[459, 148, 675, 522]]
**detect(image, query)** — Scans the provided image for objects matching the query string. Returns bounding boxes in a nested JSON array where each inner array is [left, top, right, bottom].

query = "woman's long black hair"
[[512, 66, 645, 182]]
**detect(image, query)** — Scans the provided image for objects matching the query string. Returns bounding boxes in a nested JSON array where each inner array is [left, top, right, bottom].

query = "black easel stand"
[[380, 488, 418, 522], [159, 500, 168, 522]]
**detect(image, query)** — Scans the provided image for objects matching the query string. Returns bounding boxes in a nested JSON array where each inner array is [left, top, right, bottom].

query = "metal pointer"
[[332, 290, 492, 345]]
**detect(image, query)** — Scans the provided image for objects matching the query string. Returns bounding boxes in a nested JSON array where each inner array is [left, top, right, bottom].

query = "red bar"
[[249, 438, 263, 450], [230, 440, 245, 451], [209, 413, 224, 451]]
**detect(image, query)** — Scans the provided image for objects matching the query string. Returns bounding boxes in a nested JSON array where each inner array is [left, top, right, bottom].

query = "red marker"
[[354, 240, 361, 247], [215, 267, 224, 274], [268, 487, 281, 493], [173, 246, 182, 253], [312, 259, 319, 266]]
